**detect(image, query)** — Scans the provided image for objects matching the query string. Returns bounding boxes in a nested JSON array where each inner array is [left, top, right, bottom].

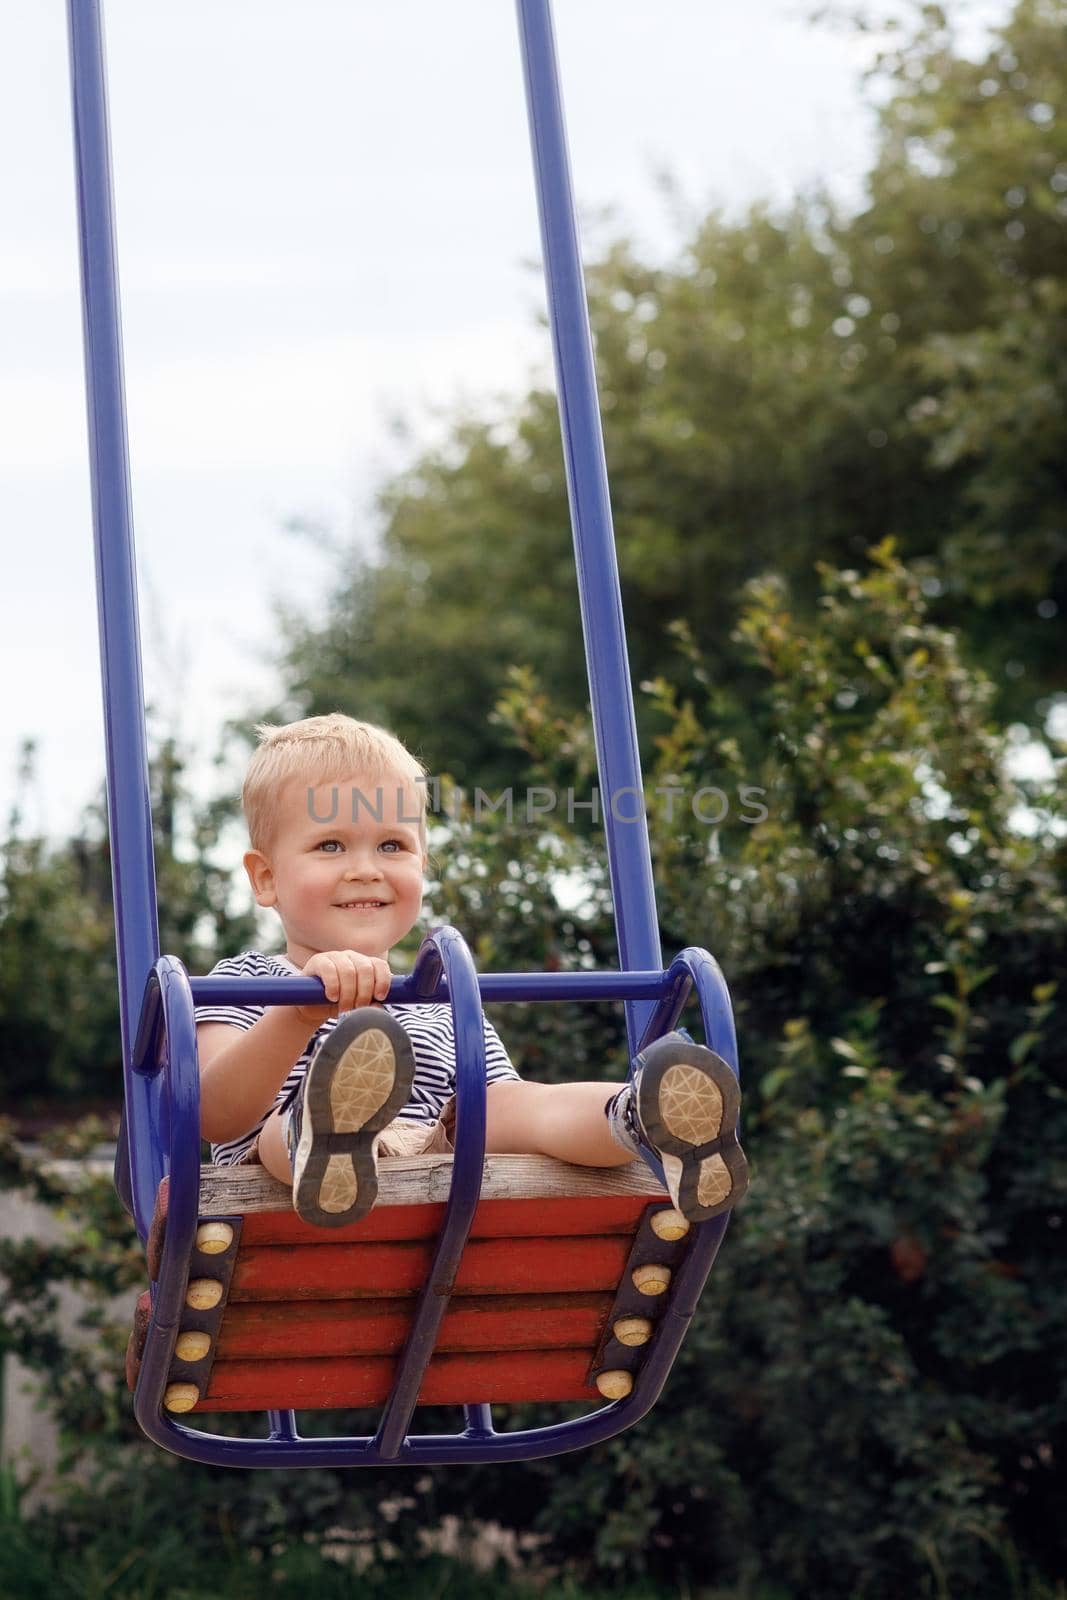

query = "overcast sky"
[[1, 0, 1008, 842]]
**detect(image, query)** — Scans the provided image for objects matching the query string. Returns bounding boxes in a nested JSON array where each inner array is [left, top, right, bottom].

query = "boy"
[[195, 714, 748, 1228]]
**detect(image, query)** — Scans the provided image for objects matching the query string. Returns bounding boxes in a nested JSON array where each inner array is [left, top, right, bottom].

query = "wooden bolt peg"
[[163, 1382, 200, 1413], [595, 1369, 634, 1400], [174, 1331, 212, 1362], [632, 1262, 672, 1296], [185, 1278, 223, 1311], [650, 1207, 690, 1242], [613, 1316, 654, 1347], [195, 1222, 234, 1254]]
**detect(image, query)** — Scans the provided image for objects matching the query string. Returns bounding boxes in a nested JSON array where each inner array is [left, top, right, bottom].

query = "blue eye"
[[317, 839, 343, 853], [379, 839, 402, 853]]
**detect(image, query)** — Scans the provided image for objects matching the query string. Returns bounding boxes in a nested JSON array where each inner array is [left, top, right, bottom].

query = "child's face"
[[244, 766, 425, 968]]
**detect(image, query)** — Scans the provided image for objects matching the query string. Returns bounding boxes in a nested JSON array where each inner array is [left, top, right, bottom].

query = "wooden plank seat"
[[126, 1155, 697, 1414]]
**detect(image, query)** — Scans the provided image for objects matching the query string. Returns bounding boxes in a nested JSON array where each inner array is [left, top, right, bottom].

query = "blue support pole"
[[67, 0, 161, 1236], [515, 0, 661, 1052]]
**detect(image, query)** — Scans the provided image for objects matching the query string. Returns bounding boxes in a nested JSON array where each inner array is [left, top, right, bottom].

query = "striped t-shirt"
[[194, 949, 520, 1167]]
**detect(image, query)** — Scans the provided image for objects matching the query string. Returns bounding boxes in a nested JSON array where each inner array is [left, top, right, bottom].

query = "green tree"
[[277, 0, 1065, 789], [841, 0, 1067, 700]]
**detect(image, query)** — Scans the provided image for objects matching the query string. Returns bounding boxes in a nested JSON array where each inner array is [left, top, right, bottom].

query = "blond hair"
[[243, 713, 427, 853]]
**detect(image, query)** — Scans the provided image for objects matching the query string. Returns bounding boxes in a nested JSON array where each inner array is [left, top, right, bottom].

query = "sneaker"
[[625, 1032, 749, 1222], [287, 1008, 416, 1227]]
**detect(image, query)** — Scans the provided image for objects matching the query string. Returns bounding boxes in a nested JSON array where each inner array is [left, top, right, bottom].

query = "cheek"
[[397, 864, 424, 903], [294, 863, 330, 899]]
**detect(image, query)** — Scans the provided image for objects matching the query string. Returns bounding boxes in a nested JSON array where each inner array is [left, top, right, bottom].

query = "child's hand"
[[294, 951, 392, 1028]]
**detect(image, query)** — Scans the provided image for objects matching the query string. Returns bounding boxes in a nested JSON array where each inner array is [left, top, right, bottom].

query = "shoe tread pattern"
[[293, 1015, 415, 1227], [636, 1039, 749, 1222]]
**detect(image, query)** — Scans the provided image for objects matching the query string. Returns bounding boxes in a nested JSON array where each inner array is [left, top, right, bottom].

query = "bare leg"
[[485, 1079, 633, 1167], [257, 1105, 292, 1186], [257, 1078, 633, 1184]]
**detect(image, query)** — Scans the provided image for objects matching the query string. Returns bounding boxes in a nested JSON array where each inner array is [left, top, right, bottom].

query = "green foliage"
[[4, 4, 1067, 1595], [0, 744, 120, 1107], [2, 1449, 684, 1600], [845, 0, 1067, 694], [0, 738, 256, 1112], [4, 547, 1063, 1598], [0, 1483, 731, 1600], [409, 545, 1066, 1598], [277, 0, 1067, 788]]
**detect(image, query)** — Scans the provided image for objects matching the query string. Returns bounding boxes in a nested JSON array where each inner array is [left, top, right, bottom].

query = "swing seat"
[[115, 934, 739, 1464], [126, 1154, 697, 1414], [118, 939, 737, 1463]]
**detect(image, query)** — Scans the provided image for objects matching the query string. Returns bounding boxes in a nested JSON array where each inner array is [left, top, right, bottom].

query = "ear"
[[243, 849, 277, 908]]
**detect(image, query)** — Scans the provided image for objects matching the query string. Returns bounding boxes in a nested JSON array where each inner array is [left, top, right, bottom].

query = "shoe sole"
[[292, 1011, 416, 1228], [635, 1037, 749, 1222]]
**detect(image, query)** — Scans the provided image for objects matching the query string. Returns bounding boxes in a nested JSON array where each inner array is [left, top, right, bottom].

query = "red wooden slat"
[[198, 1347, 599, 1410], [229, 1234, 631, 1302], [215, 1291, 612, 1360], [240, 1201, 439, 1246], [236, 1195, 649, 1247], [126, 1290, 151, 1390]]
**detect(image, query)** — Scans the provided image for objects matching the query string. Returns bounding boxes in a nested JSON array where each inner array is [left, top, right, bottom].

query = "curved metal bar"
[[660, 946, 739, 1073], [124, 968, 165, 1240], [129, 959, 207, 1454], [635, 961, 694, 1058], [410, 935, 444, 1001], [624, 945, 738, 1193], [373, 927, 489, 1457], [600, 945, 740, 1404], [535, 943, 740, 1439]]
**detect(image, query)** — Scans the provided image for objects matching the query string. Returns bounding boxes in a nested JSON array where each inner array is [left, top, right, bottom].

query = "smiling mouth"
[[336, 900, 389, 910]]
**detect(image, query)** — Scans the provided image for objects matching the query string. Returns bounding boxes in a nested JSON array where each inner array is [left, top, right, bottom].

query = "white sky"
[[1, 0, 1010, 842]]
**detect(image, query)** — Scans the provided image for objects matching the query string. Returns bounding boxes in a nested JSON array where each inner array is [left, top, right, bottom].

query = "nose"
[[343, 853, 382, 881]]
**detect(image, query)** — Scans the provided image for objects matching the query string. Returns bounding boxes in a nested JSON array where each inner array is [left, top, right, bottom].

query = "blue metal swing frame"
[[67, 0, 740, 1467]]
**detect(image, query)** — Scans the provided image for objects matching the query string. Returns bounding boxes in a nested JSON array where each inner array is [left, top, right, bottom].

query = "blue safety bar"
[[67, 0, 741, 1466]]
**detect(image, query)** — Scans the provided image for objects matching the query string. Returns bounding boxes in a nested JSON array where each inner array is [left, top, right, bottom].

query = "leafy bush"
[[398, 548, 1067, 1596], [3, 547, 1062, 1598]]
